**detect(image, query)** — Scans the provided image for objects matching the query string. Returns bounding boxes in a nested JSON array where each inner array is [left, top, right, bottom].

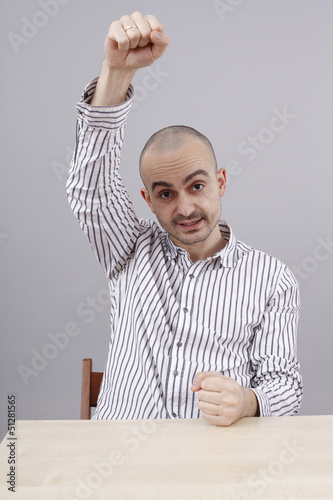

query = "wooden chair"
[[80, 358, 103, 420]]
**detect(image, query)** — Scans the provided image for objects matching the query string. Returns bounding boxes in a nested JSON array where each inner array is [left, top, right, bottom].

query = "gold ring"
[[124, 25, 138, 32]]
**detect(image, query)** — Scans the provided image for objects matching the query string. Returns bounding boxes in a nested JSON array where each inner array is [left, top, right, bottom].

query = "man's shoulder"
[[233, 236, 298, 289], [235, 237, 287, 269], [222, 221, 283, 267]]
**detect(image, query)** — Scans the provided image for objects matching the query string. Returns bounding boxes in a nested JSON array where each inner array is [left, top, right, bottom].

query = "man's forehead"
[[151, 168, 210, 192], [141, 139, 215, 182]]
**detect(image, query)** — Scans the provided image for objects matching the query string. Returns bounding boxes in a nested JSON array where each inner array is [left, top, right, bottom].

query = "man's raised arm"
[[91, 12, 169, 106], [66, 13, 169, 279]]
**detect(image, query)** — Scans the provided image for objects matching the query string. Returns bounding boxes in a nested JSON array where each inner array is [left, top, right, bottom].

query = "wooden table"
[[0, 416, 332, 499]]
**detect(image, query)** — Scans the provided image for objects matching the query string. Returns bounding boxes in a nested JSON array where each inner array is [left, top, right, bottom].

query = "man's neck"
[[171, 226, 227, 262], [187, 236, 227, 262]]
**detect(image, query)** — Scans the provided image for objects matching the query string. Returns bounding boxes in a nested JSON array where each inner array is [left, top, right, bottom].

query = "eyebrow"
[[151, 169, 209, 192]]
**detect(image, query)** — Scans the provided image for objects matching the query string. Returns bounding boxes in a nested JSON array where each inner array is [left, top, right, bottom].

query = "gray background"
[[1, 0, 332, 439]]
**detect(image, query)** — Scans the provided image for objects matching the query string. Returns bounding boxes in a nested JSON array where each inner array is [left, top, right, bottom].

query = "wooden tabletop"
[[1, 416, 332, 499]]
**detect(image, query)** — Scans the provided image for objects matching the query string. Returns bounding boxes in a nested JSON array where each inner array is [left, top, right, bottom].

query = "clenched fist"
[[91, 12, 169, 106], [191, 371, 259, 427], [105, 12, 169, 71]]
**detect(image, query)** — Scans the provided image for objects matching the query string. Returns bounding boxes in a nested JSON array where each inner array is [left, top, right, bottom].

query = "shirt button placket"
[[171, 369, 179, 418], [169, 268, 197, 420]]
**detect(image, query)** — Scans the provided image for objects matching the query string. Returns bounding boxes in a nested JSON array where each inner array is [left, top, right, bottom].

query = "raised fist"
[[104, 12, 169, 71]]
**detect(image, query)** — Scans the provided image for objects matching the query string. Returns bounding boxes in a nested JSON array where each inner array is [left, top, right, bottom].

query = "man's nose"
[[176, 193, 195, 218]]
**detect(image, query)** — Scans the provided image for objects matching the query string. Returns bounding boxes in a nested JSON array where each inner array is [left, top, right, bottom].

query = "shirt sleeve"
[[66, 78, 142, 279], [249, 266, 303, 417]]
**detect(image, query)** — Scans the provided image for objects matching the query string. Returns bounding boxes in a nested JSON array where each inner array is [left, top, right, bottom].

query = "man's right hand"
[[105, 12, 169, 71], [91, 12, 169, 106]]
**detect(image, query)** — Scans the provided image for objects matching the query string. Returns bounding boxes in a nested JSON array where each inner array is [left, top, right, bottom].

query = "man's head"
[[140, 126, 227, 259]]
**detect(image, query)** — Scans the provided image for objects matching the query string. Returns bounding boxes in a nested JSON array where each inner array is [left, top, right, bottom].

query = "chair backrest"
[[80, 358, 103, 420]]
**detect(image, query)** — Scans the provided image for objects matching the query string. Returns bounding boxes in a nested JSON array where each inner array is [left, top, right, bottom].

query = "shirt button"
[[189, 274, 195, 279], [183, 307, 188, 313], [173, 370, 179, 376], [176, 341, 182, 347], [171, 412, 177, 418]]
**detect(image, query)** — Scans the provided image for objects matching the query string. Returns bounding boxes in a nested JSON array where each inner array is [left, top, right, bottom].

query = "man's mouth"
[[177, 218, 203, 230]]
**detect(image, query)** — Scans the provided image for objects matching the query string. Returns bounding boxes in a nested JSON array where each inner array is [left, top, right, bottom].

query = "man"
[[66, 12, 302, 426]]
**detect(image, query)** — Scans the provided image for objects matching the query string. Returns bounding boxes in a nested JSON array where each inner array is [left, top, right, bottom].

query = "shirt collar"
[[162, 220, 238, 268]]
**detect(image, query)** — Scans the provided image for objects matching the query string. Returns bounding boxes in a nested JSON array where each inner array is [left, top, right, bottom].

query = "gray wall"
[[1, 0, 332, 438]]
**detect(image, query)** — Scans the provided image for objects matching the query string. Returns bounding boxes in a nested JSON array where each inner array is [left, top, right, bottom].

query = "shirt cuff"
[[249, 387, 272, 417], [76, 77, 134, 130]]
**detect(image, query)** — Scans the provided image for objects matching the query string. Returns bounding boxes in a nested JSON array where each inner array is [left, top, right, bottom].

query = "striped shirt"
[[66, 79, 303, 420]]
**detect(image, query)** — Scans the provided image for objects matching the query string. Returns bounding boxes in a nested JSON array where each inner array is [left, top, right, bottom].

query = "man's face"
[[140, 137, 226, 252]]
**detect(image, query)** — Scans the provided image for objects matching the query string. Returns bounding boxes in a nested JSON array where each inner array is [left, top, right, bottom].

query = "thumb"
[[191, 372, 208, 392], [150, 30, 170, 60]]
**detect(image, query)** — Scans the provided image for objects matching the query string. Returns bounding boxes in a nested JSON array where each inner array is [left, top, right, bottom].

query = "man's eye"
[[193, 183, 204, 191], [160, 191, 171, 199]]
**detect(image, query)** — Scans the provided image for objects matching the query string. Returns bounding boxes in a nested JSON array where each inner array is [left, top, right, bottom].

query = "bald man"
[[66, 12, 303, 426]]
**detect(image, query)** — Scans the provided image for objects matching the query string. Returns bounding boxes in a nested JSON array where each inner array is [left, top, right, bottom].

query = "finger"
[[145, 14, 164, 33], [120, 15, 140, 50], [198, 400, 220, 416], [191, 372, 206, 392], [199, 386, 242, 415], [201, 412, 235, 427], [108, 20, 130, 51], [197, 389, 221, 405], [131, 11, 152, 47], [200, 373, 230, 392], [150, 31, 170, 61], [191, 371, 221, 391]]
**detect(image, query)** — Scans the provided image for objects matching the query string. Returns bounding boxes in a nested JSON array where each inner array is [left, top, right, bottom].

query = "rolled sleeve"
[[75, 78, 134, 130], [250, 387, 272, 417], [250, 266, 303, 416]]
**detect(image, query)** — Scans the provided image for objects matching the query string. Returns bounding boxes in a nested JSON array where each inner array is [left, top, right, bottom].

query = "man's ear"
[[140, 188, 155, 213], [216, 168, 227, 197]]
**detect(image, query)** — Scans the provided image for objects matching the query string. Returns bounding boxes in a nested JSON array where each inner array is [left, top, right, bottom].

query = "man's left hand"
[[191, 371, 259, 427]]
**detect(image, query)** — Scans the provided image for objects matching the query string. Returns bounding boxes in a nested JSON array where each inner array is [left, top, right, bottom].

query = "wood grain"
[[0, 416, 332, 499]]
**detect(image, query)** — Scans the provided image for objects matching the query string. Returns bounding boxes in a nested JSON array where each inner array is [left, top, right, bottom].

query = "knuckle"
[[225, 395, 237, 407], [228, 386, 237, 398], [118, 41, 129, 51], [201, 378, 209, 390], [110, 21, 120, 34], [128, 30, 140, 39], [160, 23, 165, 31], [217, 415, 233, 427], [146, 14, 158, 24], [140, 28, 151, 39], [217, 406, 224, 416], [225, 408, 235, 420]]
